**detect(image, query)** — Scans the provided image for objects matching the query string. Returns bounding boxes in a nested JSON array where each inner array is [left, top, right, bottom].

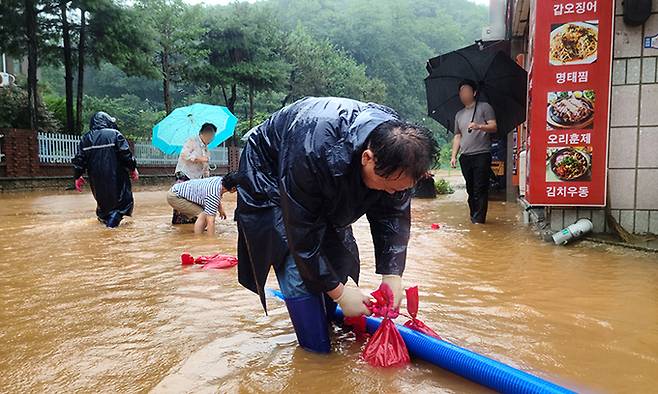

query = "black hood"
[[90, 112, 118, 130]]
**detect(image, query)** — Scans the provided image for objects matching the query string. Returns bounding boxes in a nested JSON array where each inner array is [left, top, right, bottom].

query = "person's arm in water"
[[366, 191, 412, 309], [194, 213, 215, 234], [196, 183, 221, 234]]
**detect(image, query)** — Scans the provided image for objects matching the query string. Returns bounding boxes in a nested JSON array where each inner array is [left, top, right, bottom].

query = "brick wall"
[[2, 129, 40, 177], [0, 128, 233, 190]]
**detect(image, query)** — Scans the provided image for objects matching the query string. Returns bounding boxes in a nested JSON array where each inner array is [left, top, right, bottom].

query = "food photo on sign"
[[546, 146, 593, 182], [547, 90, 595, 130], [549, 20, 599, 65]]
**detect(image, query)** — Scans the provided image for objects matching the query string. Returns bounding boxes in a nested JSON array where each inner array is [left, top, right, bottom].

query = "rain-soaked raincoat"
[[72, 112, 137, 221], [236, 97, 412, 311]]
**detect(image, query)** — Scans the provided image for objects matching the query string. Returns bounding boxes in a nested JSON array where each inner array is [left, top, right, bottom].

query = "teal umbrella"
[[152, 103, 238, 155]]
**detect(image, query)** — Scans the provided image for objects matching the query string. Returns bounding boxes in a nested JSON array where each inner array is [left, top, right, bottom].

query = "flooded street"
[[1, 186, 657, 393]]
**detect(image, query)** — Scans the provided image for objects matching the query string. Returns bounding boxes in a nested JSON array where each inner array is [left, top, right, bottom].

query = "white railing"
[[37, 133, 229, 167], [210, 146, 229, 166], [133, 143, 229, 166], [133, 143, 178, 165], [0, 133, 4, 162], [38, 132, 80, 163]]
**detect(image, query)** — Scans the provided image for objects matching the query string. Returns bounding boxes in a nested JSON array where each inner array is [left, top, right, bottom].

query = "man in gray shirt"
[[450, 80, 497, 224]]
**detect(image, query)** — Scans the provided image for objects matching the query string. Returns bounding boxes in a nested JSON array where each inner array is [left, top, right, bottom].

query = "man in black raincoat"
[[72, 112, 139, 228], [236, 97, 437, 353]]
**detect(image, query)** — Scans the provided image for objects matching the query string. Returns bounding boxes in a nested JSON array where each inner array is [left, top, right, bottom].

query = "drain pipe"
[[552, 218, 594, 245]]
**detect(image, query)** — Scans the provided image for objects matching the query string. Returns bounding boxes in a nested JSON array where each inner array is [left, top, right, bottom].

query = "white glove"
[[381, 274, 403, 309], [334, 284, 372, 317]]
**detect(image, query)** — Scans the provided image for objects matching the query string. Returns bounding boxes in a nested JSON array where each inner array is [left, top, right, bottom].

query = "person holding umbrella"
[[425, 44, 527, 224], [151, 103, 238, 224], [171, 122, 216, 224], [236, 97, 438, 354], [450, 80, 497, 224]]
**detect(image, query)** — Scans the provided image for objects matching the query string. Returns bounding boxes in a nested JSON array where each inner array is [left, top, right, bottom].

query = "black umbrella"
[[424, 43, 527, 137]]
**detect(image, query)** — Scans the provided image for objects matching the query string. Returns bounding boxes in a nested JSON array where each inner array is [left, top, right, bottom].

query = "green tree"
[[136, 0, 207, 114], [0, 84, 61, 130], [195, 4, 290, 129], [282, 25, 386, 106], [82, 94, 165, 139], [79, 0, 156, 131], [0, 0, 61, 129], [270, 0, 486, 124]]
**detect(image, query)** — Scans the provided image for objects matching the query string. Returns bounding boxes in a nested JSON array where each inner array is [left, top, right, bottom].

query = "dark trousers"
[[459, 152, 491, 224]]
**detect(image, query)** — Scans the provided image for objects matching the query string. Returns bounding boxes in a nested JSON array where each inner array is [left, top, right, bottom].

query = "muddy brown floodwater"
[[0, 186, 657, 393]]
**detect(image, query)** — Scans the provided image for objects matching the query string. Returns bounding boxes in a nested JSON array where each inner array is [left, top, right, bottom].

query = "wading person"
[[72, 112, 139, 228], [236, 97, 438, 353], [172, 123, 216, 224], [166, 173, 238, 234], [450, 80, 497, 224]]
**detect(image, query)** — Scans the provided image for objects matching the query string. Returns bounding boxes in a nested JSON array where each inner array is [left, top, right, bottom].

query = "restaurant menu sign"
[[525, 0, 613, 206]]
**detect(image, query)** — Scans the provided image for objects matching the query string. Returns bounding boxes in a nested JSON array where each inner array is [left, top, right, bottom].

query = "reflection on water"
[[0, 187, 656, 393]]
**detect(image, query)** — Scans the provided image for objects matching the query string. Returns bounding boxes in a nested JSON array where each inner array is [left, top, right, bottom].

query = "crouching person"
[[167, 172, 238, 234]]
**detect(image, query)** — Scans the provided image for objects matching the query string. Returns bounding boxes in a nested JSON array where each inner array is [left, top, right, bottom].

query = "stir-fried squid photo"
[[550, 23, 598, 65]]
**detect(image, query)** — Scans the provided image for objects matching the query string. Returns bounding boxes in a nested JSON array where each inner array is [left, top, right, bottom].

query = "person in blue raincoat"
[[72, 112, 139, 228], [236, 97, 438, 353]]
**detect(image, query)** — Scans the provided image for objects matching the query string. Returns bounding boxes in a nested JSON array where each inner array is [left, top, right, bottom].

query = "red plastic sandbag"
[[181, 253, 195, 265], [343, 315, 369, 340], [180, 253, 238, 269], [361, 283, 410, 367], [403, 286, 441, 339]]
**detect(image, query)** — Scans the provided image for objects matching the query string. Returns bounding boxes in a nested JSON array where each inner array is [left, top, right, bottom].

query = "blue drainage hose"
[[268, 289, 575, 394]]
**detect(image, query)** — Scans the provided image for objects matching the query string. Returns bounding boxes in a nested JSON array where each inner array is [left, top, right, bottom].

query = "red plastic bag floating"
[[180, 253, 238, 269], [361, 283, 410, 367], [403, 286, 441, 339]]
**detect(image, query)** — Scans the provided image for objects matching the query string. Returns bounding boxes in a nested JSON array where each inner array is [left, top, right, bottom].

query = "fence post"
[[228, 146, 240, 172], [2, 129, 39, 177]]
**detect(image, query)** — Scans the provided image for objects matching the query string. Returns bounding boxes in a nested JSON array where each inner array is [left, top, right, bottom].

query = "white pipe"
[[552, 218, 594, 245]]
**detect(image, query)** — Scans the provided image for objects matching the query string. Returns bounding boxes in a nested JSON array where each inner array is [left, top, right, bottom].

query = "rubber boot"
[[284, 294, 331, 353], [105, 212, 123, 228]]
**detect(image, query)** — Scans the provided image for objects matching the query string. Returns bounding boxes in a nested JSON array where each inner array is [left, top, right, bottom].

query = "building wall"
[[549, 1, 658, 235]]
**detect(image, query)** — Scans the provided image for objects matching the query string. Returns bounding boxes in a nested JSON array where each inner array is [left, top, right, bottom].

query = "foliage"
[[0, 85, 61, 131], [438, 142, 456, 169], [282, 25, 386, 105], [435, 178, 455, 195], [135, 0, 208, 112], [270, 0, 487, 122], [81, 94, 165, 139], [7, 0, 486, 150]]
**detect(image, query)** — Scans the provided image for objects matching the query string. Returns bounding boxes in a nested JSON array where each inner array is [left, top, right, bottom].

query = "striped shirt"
[[171, 176, 223, 216]]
